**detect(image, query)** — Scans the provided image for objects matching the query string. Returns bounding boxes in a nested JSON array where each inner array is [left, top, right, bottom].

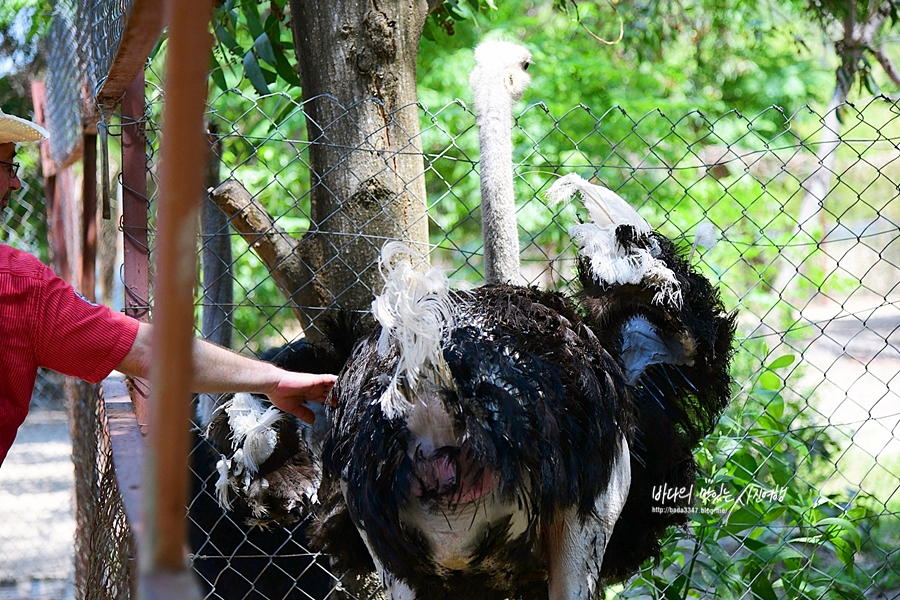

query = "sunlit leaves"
[[210, 0, 299, 95]]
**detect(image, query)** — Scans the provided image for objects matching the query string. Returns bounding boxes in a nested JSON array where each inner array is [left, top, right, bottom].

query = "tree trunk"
[[288, 0, 431, 328]]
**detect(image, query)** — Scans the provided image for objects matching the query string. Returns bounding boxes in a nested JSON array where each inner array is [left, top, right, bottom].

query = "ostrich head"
[[471, 40, 532, 103]]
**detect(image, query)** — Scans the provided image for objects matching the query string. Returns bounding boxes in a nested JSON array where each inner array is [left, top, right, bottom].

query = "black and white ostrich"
[[203, 41, 736, 600]]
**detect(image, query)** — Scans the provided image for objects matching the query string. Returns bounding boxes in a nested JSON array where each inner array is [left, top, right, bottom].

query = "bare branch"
[[209, 179, 318, 332], [872, 46, 900, 87], [859, 1, 893, 43]]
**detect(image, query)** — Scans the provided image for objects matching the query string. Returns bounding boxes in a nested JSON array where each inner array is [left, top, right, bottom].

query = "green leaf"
[[750, 573, 778, 600], [243, 51, 270, 95], [723, 507, 758, 535], [214, 20, 239, 53], [764, 394, 784, 420], [254, 32, 277, 65], [422, 16, 439, 41], [756, 544, 806, 564], [445, 0, 473, 20], [242, 1, 264, 39], [757, 371, 781, 391], [766, 355, 795, 370], [209, 59, 228, 92], [832, 537, 856, 566], [817, 516, 861, 550], [273, 97, 303, 125], [864, 71, 881, 96], [273, 47, 301, 87]]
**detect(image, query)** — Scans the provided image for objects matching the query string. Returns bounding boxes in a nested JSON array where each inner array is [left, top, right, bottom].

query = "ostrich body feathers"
[[205, 211, 735, 598]]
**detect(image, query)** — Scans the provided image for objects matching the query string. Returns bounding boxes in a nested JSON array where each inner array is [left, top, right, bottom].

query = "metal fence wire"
[[44, 0, 83, 168], [23, 9, 900, 599], [167, 88, 900, 599]]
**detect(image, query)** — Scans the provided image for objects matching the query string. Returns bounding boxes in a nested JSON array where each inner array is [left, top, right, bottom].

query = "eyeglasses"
[[0, 161, 19, 179]]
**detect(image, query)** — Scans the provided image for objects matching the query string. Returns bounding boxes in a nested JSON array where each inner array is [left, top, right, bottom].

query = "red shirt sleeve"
[[33, 262, 140, 384]]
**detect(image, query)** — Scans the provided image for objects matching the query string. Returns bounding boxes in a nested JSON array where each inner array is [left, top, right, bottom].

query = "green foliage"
[[210, 0, 299, 96], [622, 352, 875, 599]]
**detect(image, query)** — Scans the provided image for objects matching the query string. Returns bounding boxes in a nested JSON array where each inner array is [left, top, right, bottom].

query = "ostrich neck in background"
[[476, 87, 521, 286]]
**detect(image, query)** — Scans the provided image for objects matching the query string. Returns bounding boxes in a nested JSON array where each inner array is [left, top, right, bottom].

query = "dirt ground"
[[0, 408, 75, 600]]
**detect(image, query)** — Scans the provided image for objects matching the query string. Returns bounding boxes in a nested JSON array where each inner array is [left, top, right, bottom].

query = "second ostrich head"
[[471, 40, 532, 104], [471, 40, 532, 286]]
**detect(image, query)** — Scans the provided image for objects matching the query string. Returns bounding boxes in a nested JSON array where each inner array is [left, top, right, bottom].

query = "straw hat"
[[0, 109, 49, 144]]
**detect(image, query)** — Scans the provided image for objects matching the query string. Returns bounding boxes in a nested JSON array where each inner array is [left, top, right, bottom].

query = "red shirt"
[[0, 245, 139, 465]]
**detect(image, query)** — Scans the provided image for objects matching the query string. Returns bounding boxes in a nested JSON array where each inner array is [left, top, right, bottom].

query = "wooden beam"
[[97, 0, 166, 111], [141, 0, 213, 590]]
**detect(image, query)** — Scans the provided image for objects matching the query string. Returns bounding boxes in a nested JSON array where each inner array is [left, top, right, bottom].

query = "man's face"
[[0, 142, 22, 211]]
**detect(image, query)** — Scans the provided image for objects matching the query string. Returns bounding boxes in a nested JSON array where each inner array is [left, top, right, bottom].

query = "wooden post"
[[30, 81, 71, 282], [140, 0, 213, 594], [121, 73, 150, 323], [82, 132, 98, 301], [121, 73, 152, 432]]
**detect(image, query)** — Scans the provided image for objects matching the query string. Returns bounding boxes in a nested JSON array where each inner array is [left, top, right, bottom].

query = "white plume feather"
[[548, 173, 682, 308], [372, 242, 455, 419], [225, 393, 282, 473], [688, 221, 718, 265], [215, 455, 232, 509], [547, 173, 651, 234], [694, 222, 717, 248]]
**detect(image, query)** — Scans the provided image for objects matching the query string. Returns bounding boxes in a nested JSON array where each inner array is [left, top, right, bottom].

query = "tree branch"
[[872, 46, 900, 87], [209, 179, 319, 332], [860, 1, 893, 43]]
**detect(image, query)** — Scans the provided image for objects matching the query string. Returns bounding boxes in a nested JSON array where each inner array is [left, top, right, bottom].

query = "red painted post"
[[121, 72, 152, 431], [121, 73, 150, 323], [30, 81, 71, 282], [82, 133, 97, 302]]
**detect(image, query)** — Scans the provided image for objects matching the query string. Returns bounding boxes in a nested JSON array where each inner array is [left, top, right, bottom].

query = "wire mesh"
[[44, 0, 84, 168], [24, 9, 900, 598], [68, 379, 135, 600], [76, 0, 132, 104], [158, 89, 900, 598]]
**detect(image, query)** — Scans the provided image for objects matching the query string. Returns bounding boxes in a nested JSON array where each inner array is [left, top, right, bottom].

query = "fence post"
[[140, 0, 213, 596], [121, 73, 152, 433], [82, 133, 97, 302]]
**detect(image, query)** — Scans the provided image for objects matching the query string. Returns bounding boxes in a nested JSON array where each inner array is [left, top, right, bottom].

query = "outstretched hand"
[[266, 370, 338, 423]]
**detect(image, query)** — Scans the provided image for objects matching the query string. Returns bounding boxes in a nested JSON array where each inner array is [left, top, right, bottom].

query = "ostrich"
[[205, 202, 735, 599], [471, 40, 532, 285], [203, 41, 736, 600]]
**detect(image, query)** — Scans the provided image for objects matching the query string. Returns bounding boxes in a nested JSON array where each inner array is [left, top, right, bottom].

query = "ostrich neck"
[[476, 90, 521, 285]]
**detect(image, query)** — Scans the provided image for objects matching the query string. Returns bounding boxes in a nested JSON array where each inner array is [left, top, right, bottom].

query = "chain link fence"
[[11, 4, 900, 598], [173, 89, 900, 599]]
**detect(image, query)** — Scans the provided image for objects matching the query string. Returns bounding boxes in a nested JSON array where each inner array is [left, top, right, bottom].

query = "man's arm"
[[117, 322, 337, 422]]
